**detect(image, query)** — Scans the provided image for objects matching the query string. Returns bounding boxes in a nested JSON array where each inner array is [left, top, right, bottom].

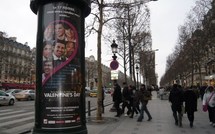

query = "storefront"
[[0, 83, 35, 90]]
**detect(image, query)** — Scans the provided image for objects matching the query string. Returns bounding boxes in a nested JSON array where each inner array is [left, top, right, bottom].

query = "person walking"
[[183, 86, 198, 128], [202, 86, 215, 127], [102, 86, 105, 113], [200, 83, 208, 100], [136, 84, 152, 122], [129, 85, 140, 118], [169, 84, 184, 127], [112, 80, 122, 117], [121, 82, 132, 116]]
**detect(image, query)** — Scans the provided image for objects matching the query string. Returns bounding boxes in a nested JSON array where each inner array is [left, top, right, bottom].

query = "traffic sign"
[[110, 60, 119, 70]]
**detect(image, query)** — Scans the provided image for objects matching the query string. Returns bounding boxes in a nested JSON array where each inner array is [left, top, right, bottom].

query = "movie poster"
[[40, 2, 83, 129]]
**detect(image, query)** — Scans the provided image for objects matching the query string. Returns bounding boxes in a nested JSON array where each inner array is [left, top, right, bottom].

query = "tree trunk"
[[96, 0, 104, 121]]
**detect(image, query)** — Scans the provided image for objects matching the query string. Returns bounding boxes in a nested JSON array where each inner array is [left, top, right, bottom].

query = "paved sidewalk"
[[87, 94, 214, 134]]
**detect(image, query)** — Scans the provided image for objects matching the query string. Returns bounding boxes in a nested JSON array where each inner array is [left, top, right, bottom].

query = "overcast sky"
[[0, 0, 197, 85], [148, 0, 197, 83]]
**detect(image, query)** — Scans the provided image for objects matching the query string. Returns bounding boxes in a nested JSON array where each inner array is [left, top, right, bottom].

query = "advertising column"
[[30, 0, 91, 134]]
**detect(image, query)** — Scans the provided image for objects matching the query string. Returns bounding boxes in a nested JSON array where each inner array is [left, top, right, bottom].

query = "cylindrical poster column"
[[30, 0, 91, 133]]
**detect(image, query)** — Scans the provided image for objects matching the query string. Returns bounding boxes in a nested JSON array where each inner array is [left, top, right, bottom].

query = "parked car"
[[0, 90, 16, 106], [15, 90, 35, 101], [5, 89, 23, 96]]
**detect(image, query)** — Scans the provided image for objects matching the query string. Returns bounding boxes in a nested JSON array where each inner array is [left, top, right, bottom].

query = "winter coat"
[[184, 89, 197, 113], [113, 84, 122, 103], [136, 89, 151, 105], [169, 88, 183, 106], [122, 86, 131, 101], [203, 91, 215, 107]]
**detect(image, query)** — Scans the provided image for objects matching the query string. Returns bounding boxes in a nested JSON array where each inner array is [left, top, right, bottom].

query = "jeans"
[[114, 101, 121, 116], [208, 105, 215, 123], [171, 105, 182, 126], [187, 111, 194, 123], [122, 101, 131, 115], [137, 103, 152, 121]]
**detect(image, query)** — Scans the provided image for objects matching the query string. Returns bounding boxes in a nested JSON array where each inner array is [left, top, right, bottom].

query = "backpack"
[[143, 91, 152, 101]]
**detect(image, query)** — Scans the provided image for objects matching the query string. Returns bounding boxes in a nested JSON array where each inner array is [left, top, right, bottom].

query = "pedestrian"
[[183, 86, 198, 128], [101, 86, 105, 113], [136, 84, 152, 122], [112, 80, 122, 117], [202, 86, 215, 127], [129, 85, 140, 118], [177, 85, 185, 116], [159, 87, 165, 100], [121, 82, 132, 116], [200, 83, 207, 100], [169, 84, 183, 127]]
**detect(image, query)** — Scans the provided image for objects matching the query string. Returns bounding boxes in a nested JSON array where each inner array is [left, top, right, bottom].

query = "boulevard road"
[[0, 94, 113, 134]]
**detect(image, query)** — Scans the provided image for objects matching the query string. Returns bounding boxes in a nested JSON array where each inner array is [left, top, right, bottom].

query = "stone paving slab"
[[87, 95, 214, 134]]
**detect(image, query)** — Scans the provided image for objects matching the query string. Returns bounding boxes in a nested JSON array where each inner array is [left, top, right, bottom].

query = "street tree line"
[[160, 0, 214, 87]]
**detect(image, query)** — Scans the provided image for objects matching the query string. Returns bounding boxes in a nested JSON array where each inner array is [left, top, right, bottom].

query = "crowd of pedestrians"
[[112, 80, 152, 122], [168, 84, 215, 128], [111, 80, 215, 128]]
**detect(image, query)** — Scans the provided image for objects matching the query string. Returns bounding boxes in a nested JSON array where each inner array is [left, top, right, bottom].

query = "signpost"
[[110, 60, 119, 70]]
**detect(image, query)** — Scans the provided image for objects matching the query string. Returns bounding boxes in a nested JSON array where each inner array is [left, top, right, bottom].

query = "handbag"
[[203, 92, 214, 112], [202, 104, 208, 112]]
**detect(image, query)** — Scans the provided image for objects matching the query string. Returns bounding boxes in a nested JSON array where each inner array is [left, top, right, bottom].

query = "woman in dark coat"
[[183, 86, 197, 128]]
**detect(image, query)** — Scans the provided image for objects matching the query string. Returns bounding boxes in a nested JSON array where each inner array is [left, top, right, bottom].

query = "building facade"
[[0, 32, 35, 89]]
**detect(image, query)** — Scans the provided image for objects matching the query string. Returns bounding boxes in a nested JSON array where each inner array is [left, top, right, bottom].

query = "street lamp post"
[[111, 40, 118, 54], [136, 65, 139, 90], [110, 40, 119, 70], [109, 40, 118, 112]]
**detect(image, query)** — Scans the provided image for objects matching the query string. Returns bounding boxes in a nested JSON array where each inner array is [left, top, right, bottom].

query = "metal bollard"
[[88, 101, 91, 116]]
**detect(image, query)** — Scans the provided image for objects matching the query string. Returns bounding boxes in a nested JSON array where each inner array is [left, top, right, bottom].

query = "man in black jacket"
[[121, 82, 132, 116], [169, 84, 184, 127]]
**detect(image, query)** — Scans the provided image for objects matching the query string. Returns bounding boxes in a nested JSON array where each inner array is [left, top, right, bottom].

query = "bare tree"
[[107, 3, 151, 84], [85, 0, 154, 119], [160, 0, 213, 86]]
